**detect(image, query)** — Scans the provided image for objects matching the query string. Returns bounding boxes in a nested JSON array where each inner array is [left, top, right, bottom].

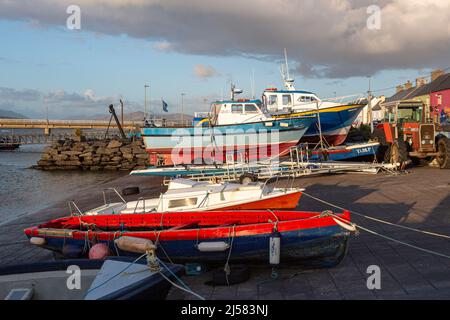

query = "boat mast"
[[282, 48, 295, 91]]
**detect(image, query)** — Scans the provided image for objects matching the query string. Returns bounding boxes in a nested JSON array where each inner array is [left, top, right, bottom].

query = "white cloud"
[[193, 64, 217, 79], [154, 40, 173, 51]]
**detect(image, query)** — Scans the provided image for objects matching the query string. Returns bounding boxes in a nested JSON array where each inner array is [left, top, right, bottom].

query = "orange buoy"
[[88, 243, 111, 260]]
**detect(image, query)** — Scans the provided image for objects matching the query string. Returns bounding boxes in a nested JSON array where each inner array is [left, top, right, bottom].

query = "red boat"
[[25, 210, 354, 267]]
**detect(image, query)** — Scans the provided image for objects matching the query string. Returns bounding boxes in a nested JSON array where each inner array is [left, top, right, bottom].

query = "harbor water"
[[0, 145, 123, 225]]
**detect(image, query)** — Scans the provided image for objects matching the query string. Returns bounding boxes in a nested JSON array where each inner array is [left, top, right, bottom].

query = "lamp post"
[[144, 84, 149, 120], [181, 93, 186, 125]]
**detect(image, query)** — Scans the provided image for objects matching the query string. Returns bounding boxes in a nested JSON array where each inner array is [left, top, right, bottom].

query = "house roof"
[[384, 86, 417, 103], [372, 100, 382, 111], [384, 73, 450, 103], [432, 73, 450, 93]]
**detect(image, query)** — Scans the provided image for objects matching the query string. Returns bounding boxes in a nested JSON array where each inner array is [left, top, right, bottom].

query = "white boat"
[[82, 179, 303, 215]]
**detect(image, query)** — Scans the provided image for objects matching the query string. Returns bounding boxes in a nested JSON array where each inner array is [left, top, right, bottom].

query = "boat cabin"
[[262, 88, 323, 113], [208, 99, 271, 125]]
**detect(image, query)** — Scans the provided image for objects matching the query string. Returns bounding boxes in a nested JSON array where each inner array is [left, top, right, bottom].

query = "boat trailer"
[[131, 142, 401, 184]]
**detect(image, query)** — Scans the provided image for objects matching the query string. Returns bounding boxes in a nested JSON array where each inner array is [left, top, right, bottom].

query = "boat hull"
[[307, 142, 380, 161], [25, 210, 351, 268], [141, 117, 315, 165], [209, 191, 302, 211], [278, 104, 365, 146]]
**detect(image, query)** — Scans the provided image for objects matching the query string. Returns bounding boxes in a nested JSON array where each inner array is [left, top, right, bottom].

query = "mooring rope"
[[302, 192, 450, 259], [302, 191, 450, 240]]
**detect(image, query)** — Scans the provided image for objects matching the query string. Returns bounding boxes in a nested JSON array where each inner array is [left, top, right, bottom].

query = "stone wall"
[[34, 138, 150, 171]]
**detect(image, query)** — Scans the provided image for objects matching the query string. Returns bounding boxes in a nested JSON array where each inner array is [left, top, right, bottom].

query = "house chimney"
[[415, 77, 427, 87], [404, 80, 412, 90], [396, 85, 404, 93], [431, 69, 444, 82]]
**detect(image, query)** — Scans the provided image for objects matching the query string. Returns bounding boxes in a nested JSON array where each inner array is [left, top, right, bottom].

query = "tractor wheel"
[[239, 173, 257, 185], [371, 127, 388, 162], [436, 138, 450, 169], [384, 140, 409, 165]]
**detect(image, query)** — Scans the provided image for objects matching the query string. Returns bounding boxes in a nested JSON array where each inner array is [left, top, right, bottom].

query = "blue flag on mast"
[[162, 99, 168, 112]]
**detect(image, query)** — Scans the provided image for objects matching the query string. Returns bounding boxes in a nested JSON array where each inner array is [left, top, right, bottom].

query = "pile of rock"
[[34, 138, 150, 171]]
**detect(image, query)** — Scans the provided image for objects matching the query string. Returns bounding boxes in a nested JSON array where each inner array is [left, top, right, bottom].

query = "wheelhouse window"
[[298, 96, 313, 103], [168, 197, 198, 208], [245, 104, 259, 113], [282, 95, 292, 105], [268, 95, 277, 105], [231, 104, 243, 113]]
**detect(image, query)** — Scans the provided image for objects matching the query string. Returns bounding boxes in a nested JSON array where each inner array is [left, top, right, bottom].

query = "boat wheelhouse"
[[258, 49, 366, 146]]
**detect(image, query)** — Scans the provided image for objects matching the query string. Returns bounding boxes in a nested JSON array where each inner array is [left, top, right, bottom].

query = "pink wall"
[[430, 89, 450, 115]]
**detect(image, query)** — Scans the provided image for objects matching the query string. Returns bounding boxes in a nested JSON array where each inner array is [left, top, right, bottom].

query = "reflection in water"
[[0, 145, 122, 224]]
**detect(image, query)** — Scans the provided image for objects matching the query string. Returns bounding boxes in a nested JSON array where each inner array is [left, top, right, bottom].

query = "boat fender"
[[29, 237, 46, 246], [269, 227, 281, 266], [114, 236, 156, 254], [332, 217, 357, 232], [88, 243, 111, 260], [197, 241, 230, 252]]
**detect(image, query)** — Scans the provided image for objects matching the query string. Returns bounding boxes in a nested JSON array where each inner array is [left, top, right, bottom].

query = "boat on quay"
[[24, 209, 354, 267], [257, 49, 365, 146], [81, 178, 303, 215], [0, 256, 183, 300], [141, 87, 316, 166]]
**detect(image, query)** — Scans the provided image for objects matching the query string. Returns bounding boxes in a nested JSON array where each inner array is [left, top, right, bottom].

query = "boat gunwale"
[[25, 210, 351, 241]]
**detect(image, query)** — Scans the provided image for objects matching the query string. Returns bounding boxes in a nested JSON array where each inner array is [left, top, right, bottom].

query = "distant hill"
[[0, 109, 28, 119]]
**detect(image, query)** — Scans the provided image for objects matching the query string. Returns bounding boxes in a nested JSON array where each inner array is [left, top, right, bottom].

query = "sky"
[[0, 0, 449, 119]]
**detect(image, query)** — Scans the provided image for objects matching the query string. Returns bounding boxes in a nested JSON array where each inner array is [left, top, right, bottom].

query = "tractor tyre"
[[384, 140, 409, 165], [437, 138, 450, 169], [239, 173, 257, 185], [371, 127, 388, 162]]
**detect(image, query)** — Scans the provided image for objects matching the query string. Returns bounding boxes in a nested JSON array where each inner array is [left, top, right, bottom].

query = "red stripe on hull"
[[146, 142, 298, 165], [25, 210, 351, 242], [300, 133, 348, 146], [212, 192, 302, 210]]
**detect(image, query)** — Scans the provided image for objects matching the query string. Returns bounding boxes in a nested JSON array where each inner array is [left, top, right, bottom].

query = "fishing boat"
[[261, 49, 365, 146], [24, 210, 354, 267], [0, 257, 183, 300], [82, 179, 303, 215], [142, 88, 316, 166]]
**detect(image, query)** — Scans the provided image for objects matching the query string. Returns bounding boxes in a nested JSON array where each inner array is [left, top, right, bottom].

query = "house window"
[[437, 94, 442, 105], [168, 197, 198, 208], [268, 95, 277, 105], [282, 95, 292, 105], [245, 104, 259, 113], [231, 104, 243, 113]]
